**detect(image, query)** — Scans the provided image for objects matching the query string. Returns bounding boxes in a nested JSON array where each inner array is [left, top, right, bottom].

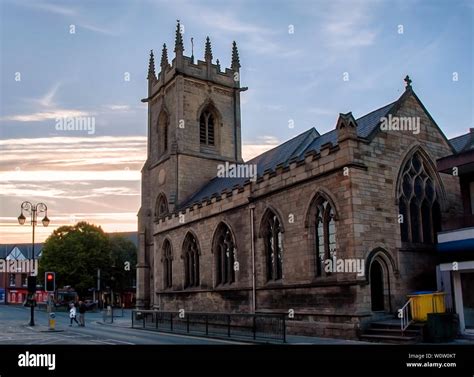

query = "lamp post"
[[18, 201, 49, 326]]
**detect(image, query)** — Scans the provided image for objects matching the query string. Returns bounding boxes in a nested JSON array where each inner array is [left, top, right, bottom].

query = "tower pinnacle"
[[174, 20, 184, 53], [161, 43, 169, 69], [231, 41, 240, 71], [205, 36, 213, 62], [147, 50, 156, 81]]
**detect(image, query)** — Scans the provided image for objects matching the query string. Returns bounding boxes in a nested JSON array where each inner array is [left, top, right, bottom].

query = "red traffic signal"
[[45, 272, 55, 292]]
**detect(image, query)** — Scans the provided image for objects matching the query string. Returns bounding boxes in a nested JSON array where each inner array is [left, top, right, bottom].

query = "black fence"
[[131, 310, 286, 343], [103, 307, 125, 323]]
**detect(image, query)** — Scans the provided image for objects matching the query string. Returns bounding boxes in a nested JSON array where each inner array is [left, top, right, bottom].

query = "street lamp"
[[18, 201, 49, 326]]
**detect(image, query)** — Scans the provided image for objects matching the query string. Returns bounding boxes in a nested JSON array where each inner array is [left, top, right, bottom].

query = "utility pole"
[[97, 268, 101, 309]]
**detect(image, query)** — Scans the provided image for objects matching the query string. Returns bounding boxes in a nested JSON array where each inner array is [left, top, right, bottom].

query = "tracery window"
[[214, 223, 236, 285], [183, 233, 200, 288], [398, 152, 441, 244], [262, 211, 283, 281]]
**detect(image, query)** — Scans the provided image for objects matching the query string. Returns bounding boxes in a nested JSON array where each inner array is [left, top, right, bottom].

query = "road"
[[0, 304, 241, 345]]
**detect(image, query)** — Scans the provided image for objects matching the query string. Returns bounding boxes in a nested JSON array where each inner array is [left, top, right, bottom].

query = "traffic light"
[[45, 272, 55, 292]]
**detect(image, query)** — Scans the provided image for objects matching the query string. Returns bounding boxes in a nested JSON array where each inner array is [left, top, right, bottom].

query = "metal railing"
[[102, 306, 125, 323], [399, 298, 413, 333], [131, 310, 286, 343]]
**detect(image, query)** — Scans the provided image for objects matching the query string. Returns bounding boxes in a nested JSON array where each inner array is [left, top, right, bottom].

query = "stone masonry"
[[137, 23, 462, 339]]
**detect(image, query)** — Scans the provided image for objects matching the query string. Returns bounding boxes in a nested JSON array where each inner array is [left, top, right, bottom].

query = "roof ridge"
[[449, 131, 471, 142], [354, 100, 398, 121], [246, 127, 317, 163], [288, 128, 319, 159], [179, 99, 400, 210], [298, 101, 397, 148]]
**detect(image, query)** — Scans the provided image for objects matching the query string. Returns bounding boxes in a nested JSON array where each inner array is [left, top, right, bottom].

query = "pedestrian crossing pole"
[[47, 293, 55, 331]]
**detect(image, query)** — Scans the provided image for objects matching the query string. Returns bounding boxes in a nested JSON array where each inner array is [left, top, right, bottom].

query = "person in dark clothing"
[[78, 301, 87, 327]]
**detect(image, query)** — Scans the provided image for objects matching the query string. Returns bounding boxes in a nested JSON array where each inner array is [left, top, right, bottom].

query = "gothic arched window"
[[155, 194, 168, 219], [262, 211, 283, 281], [398, 151, 441, 244], [199, 108, 215, 146], [183, 233, 200, 288], [314, 198, 336, 276], [158, 111, 169, 156], [214, 223, 236, 286], [162, 240, 173, 289]]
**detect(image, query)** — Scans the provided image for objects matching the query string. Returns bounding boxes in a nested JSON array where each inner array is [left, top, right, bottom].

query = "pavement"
[[0, 304, 241, 345], [0, 304, 378, 345], [9, 304, 472, 345]]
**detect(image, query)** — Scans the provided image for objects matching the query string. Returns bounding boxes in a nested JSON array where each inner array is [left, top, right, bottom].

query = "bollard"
[[49, 312, 56, 331]]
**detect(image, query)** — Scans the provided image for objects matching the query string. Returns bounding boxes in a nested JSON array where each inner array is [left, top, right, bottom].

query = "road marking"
[[103, 339, 135, 345], [88, 339, 117, 345], [133, 328, 247, 344]]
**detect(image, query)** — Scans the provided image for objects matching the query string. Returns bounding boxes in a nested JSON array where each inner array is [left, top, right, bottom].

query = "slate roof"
[[0, 244, 43, 259], [180, 101, 398, 209], [449, 131, 474, 153]]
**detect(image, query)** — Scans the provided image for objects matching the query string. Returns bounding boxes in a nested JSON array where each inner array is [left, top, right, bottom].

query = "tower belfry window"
[[199, 109, 215, 146]]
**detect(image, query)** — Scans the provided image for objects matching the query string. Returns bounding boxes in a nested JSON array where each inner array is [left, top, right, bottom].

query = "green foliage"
[[39, 222, 138, 298], [39, 222, 112, 296], [108, 234, 137, 292]]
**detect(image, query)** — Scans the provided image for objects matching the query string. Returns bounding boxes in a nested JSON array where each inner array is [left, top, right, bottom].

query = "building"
[[0, 244, 46, 304], [0, 231, 138, 307], [137, 22, 463, 339], [437, 130, 474, 336]]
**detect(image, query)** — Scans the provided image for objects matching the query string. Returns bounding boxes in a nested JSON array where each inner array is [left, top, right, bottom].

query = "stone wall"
[[139, 82, 463, 339]]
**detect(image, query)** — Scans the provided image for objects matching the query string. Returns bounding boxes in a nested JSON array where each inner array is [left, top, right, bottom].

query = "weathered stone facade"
[[137, 24, 462, 339]]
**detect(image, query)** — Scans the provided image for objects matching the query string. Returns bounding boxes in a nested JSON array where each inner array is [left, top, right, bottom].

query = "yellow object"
[[407, 292, 446, 321], [49, 319, 55, 330]]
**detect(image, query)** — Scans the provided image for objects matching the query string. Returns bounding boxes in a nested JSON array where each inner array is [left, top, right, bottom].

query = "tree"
[[39, 222, 112, 297], [108, 234, 137, 293]]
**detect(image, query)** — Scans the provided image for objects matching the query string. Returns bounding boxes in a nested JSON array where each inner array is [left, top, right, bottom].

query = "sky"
[[0, 0, 473, 243]]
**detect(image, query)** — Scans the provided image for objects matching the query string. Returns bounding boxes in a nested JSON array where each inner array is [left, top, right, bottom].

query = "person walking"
[[69, 303, 79, 326], [78, 301, 87, 327]]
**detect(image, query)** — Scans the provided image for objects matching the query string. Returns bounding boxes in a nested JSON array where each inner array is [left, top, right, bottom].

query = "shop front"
[[437, 227, 474, 335]]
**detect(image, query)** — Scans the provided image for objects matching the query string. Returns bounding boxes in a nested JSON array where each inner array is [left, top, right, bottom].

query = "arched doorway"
[[370, 260, 385, 311]]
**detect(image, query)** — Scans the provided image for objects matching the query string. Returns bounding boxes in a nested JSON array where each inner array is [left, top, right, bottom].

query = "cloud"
[[3, 110, 92, 122], [0, 135, 145, 243], [0, 136, 147, 176], [242, 135, 280, 161], [1, 83, 94, 122], [12, 0, 118, 36], [103, 105, 132, 111], [161, 0, 300, 58], [320, 0, 379, 49], [36, 82, 62, 107], [78, 22, 119, 36], [24, 1, 77, 16]]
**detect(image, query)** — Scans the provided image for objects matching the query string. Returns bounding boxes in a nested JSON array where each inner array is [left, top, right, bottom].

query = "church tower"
[[137, 21, 244, 308]]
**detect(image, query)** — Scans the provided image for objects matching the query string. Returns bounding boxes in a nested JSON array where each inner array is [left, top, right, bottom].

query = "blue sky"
[[0, 0, 473, 242]]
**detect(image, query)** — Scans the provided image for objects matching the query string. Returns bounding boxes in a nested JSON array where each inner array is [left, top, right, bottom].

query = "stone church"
[[137, 22, 462, 338]]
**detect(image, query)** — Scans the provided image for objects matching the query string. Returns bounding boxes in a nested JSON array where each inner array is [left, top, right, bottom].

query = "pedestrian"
[[78, 300, 87, 327], [69, 303, 79, 326]]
